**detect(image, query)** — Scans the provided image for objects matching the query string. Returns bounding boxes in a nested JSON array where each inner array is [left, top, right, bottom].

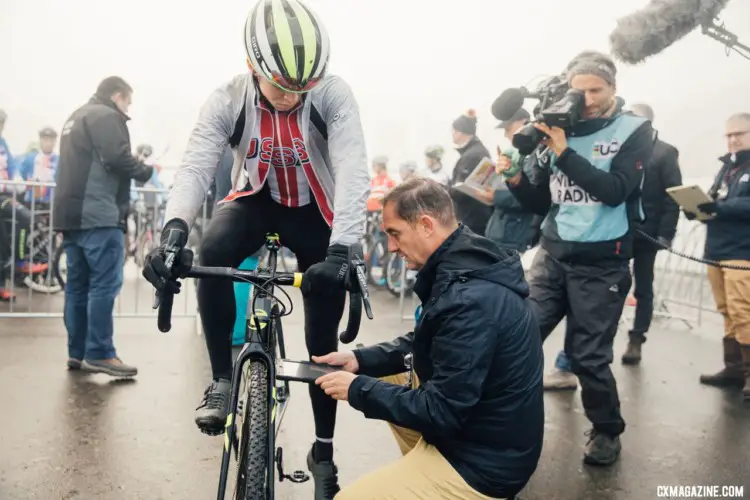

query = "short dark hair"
[[382, 177, 456, 227], [95, 76, 133, 100]]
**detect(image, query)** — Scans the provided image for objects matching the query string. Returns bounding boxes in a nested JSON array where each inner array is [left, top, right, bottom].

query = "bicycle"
[[362, 210, 388, 289], [155, 232, 373, 500], [1, 201, 64, 294]]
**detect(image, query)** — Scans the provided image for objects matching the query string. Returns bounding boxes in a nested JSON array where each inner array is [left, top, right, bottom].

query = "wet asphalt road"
[[1, 267, 749, 500]]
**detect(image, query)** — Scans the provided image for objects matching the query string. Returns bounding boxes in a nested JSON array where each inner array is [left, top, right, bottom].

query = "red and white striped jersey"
[[243, 99, 312, 207]]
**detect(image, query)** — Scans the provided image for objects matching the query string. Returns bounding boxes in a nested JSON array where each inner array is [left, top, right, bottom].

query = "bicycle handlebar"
[[152, 238, 373, 344]]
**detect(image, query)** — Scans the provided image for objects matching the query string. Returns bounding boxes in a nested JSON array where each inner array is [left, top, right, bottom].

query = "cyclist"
[[399, 160, 419, 182], [141, 1, 369, 497], [21, 126, 59, 204], [367, 155, 396, 212], [423, 144, 451, 186]]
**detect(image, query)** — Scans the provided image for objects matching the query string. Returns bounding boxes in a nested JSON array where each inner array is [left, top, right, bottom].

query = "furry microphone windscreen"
[[609, 0, 732, 64]]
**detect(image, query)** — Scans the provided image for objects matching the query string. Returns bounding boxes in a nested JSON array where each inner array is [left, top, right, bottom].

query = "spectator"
[[622, 103, 682, 364], [21, 126, 59, 204], [367, 155, 396, 212], [449, 109, 492, 235], [476, 108, 541, 252], [53, 76, 153, 378], [0, 109, 21, 195], [316, 177, 543, 499], [693, 112, 750, 401], [399, 160, 419, 183], [423, 145, 451, 186], [505, 51, 654, 465], [0, 109, 44, 302]]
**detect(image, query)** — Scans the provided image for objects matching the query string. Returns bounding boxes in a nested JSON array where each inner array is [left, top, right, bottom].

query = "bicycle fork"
[[216, 344, 277, 500]]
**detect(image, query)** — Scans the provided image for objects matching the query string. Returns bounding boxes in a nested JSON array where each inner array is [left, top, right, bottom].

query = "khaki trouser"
[[707, 261, 750, 345], [336, 373, 499, 500]]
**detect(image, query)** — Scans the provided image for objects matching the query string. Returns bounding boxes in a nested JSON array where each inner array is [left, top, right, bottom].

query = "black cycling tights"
[[197, 187, 346, 444]]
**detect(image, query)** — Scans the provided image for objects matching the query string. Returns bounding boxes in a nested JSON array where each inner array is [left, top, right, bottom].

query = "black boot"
[[622, 332, 645, 365], [699, 337, 745, 387], [583, 429, 621, 466], [740, 344, 750, 401]]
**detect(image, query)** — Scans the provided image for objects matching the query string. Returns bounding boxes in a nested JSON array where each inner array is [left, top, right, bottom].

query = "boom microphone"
[[491, 88, 527, 121], [609, 0, 732, 64]]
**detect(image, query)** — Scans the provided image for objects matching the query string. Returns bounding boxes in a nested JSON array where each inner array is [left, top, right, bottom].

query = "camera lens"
[[512, 123, 545, 155]]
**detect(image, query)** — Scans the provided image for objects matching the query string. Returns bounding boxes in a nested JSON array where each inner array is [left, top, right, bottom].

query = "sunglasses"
[[246, 58, 322, 94]]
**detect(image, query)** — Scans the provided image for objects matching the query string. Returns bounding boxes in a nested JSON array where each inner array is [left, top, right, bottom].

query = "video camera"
[[492, 74, 585, 156]]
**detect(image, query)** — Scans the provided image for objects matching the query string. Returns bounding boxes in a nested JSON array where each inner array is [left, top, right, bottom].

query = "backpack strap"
[[229, 99, 246, 149], [230, 94, 328, 147], [309, 103, 328, 140]]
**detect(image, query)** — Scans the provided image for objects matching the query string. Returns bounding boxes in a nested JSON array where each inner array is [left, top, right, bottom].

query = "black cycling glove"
[[142, 218, 193, 294], [301, 243, 351, 296]]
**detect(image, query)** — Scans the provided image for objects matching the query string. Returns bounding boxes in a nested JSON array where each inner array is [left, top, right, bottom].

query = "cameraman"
[[504, 51, 654, 466]]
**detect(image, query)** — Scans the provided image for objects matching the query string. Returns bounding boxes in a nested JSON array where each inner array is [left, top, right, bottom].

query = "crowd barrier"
[[0, 180, 206, 326], [646, 218, 718, 329], [1, 179, 719, 331]]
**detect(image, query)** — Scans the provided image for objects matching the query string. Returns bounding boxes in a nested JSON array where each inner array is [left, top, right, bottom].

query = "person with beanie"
[[503, 50, 654, 466], [449, 109, 492, 235]]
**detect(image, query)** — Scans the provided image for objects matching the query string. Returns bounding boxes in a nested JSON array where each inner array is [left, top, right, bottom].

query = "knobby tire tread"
[[240, 361, 270, 500]]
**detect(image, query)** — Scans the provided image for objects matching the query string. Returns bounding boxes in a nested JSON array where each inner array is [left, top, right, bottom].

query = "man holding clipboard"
[[676, 113, 750, 401]]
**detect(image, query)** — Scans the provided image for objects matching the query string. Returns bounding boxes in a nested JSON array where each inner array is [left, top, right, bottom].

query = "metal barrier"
[[645, 217, 718, 329], [0, 180, 205, 324]]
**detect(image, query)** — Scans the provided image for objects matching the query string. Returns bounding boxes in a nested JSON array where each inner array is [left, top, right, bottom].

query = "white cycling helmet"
[[244, 0, 330, 93]]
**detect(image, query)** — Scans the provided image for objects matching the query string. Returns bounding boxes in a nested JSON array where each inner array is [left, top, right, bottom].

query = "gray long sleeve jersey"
[[164, 73, 371, 246]]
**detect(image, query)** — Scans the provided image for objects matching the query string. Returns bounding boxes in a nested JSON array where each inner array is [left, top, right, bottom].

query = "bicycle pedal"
[[285, 471, 309, 483], [199, 426, 223, 437]]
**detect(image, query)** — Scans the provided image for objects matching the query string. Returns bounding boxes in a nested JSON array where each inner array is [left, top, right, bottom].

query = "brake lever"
[[151, 245, 178, 310], [351, 256, 373, 320]]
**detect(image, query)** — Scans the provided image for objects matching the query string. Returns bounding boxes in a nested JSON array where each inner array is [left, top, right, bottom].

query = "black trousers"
[[527, 248, 631, 436], [630, 241, 659, 338], [0, 196, 32, 282], [198, 186, 345, 439]]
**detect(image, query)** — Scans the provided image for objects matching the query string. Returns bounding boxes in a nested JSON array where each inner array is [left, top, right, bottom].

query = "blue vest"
[[545, 113, 645, 243]]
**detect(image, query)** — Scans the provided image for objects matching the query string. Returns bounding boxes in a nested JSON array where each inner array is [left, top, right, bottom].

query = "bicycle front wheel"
[[236, 360, 270, 500]]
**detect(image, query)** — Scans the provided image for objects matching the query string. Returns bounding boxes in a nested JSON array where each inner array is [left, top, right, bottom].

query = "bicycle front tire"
[[237, 360, 271, 500]]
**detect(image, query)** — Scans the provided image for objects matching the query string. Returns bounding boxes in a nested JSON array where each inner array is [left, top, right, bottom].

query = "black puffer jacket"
[[449, 137, 493, 234], [349, 225, 544, 499], [705, 149, 750, 261]]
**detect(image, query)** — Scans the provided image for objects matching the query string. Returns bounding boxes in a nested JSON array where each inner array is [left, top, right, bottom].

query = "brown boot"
[[700, 337, 745, 387], [740, 344, 750, 401]]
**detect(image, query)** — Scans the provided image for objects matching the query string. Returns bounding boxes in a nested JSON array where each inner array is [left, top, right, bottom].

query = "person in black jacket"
[[314, 177, 543, 500], [53, 76, 153, 378], [448, 109, 492, 235], [688, 112, 750, 401], [621, 103, 682, 364]]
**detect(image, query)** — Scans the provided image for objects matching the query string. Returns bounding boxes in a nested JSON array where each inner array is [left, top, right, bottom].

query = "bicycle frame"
[[154, 230, 373, 500], [217, 234, 286, 500]]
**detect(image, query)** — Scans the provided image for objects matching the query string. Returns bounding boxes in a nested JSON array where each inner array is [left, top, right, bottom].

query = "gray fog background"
[[1, 0, 749, 182]]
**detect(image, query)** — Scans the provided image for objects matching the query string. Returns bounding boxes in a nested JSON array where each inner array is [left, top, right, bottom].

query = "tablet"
[[665, 185, 716, 221], [278, 360, 343, 383]]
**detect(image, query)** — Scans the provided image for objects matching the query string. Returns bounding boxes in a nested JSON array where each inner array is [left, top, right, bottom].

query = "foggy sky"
[[1, 0, 749, 181]]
